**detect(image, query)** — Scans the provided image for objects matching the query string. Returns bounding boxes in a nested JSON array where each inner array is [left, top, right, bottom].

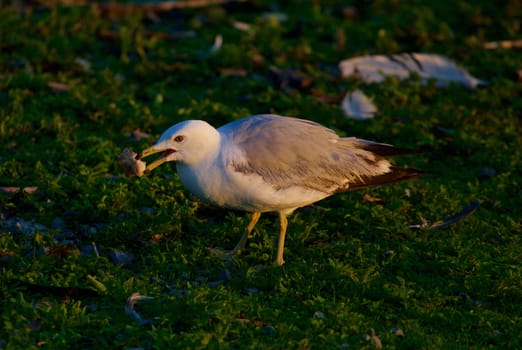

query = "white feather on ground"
[[339, 53, 487, 89], [341, 89, 378, 120]]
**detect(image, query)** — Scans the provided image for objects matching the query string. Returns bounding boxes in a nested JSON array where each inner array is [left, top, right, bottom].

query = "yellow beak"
[[139, 146, 170, 173]]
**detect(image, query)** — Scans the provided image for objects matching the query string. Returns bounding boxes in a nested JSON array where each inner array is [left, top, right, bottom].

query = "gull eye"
[[174, 135, 184, 142]]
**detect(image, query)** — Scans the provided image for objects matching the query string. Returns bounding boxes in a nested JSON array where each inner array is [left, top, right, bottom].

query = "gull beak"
[[139, 146, 176, 173]]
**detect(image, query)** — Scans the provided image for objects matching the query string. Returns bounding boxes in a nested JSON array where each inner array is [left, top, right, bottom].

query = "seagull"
[[139, 114, 423, 265]]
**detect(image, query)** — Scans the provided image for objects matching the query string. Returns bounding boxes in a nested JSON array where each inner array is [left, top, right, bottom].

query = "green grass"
[[1, 1, 521, 349]]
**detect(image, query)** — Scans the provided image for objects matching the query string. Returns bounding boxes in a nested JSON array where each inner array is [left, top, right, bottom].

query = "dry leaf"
[[98, 29, 196, 42], [48, 81, 71, 93], [363, 193, 385, 203], [24, 186, 39, 194], [341, 90, 377, 120], [236, 318, 251, 324], [269, 66, 313, 92], [311, 89, 344, 103], [130, 129, 151, 141], [339, 53, 487, 89], [341, 6, 358, 19], [97, 30, 120, 41], [365, 329, 383, 349], [45, 245, 78, 259], [250, 52, 265, 68], [150, 233, 164, 244], [0, 186, 38, 194], [94, 0, 247, 18], [484, 39, 522, 50], [218, 68, 248, 77], [232, 21, 251, 32]]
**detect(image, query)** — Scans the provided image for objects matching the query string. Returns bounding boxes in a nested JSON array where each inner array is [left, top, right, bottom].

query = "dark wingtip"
[[391, 166, 425, 180], [344, 166, 425, 191], [357, 141, 427, 157]]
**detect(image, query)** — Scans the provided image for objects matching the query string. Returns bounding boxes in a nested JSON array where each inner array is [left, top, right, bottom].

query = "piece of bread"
[[118, 148, 146, 177]]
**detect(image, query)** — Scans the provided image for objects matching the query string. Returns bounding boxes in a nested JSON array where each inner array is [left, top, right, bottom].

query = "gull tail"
[[346, 166, 425, 191], [353, 139, 424, 157], [338, 138, 425, 191]]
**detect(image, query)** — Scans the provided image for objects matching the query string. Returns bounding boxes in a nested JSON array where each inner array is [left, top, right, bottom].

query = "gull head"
[[139, 120, 220, 173]]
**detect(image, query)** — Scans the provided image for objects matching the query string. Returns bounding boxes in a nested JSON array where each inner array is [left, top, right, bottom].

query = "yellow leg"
[[232, 211, 261, 254], [275, 213, 288, 266], [209, 211, 261, 260]]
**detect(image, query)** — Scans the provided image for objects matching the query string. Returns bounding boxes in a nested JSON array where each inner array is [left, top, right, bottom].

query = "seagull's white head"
[[139, 120, 220, 172]]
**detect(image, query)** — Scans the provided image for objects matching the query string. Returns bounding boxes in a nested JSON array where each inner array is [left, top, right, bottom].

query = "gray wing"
[[221, 114, 421, 193]]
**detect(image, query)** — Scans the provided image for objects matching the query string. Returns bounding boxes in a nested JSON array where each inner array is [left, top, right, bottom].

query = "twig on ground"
[[11, 0, 248, 18]]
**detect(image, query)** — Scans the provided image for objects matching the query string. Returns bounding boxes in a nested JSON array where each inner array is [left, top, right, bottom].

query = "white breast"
[[176, 160, 330, 213]]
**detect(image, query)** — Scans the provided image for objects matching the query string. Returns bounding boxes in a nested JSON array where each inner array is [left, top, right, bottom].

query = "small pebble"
[[150, 277, 163, 284], [110, 250, 135, 266], [74, 57, 92, 71], [28, 318, 42, 331], [262, 325, 277, 336], [384, 250, 395, 257], [207, 280, 224, 288], [140, 207, 155, 215], [53, 230, 76, 242], [51, 217, 65, 230], [80, 245, 95, 256], [477, 167, 496, 178], [391, 327, 405, 336], [243, 287, 259, 295], [169, 289, 190, 296], [219, 269, 232, 282]]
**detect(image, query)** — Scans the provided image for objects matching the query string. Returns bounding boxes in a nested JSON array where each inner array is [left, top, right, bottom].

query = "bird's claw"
[[208, 247, 240, 261], [274, 258, 285, 266]]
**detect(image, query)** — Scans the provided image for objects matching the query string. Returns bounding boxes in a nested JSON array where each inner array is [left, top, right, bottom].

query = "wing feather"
[[219, 115, 421, 193]]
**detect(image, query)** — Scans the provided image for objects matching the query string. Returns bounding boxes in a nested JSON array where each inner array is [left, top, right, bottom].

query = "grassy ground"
[[1, 1, 521, 349]]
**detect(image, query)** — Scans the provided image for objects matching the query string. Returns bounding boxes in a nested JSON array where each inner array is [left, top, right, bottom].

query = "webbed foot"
[[208, 247, 240, 261]]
